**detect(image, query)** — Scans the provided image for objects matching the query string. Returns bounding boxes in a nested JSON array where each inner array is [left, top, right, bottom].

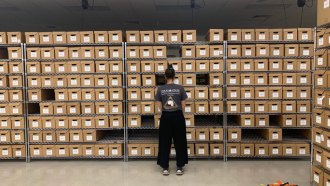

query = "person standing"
[[155, 65, 188, 176]]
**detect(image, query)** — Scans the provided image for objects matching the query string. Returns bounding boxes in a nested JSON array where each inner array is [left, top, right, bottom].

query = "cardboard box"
[[254, 59, 268, 71], [314, 128, 324, 146], [69, 130, 83, 142], [39, 32, 53, 44], [109, 46, 123, 58], [254, 74, 267, 85], [79, 31, 94, 43], [128, 102, 141, 114], [182, 46, 195, 58], [153, 46, 166, 58], [195, 144, 209, 156], [228, 128, 241, 141], [269, 29, 283, 41], [267, 100, 283, 113], [184, 101, 194, 113], [255, 101, 268, 113], [240, 88, 253, 99], [127, 88, 141, 100], [227, 73, 240, 85], [298, 28, 312, 41], [69, 145, 82, 157], [241, 101, 254, 113], [95, 61, 109, 73], [317, 0, 330, 26], [80, 75, 94, 87], [41, 117, 55, 129], [227, 101, 240, 113], [242, 29, 255, 41], [183, 115, 194, 127], [94, 102, 108, 114], [227, 143, 240, 156], [297, 101, 311, 113], [210, 101, 223, 113], [210, 144, 223, 156], [126, 46, 139, 58], [12, 145, 25, 157], [109, 88, 123, 101], [140, 101, 154, 114], [80, 47, 94, 59], [68, 47, 80, 59], [142, 75, 155, 86], [195, 87, 208, 100], [0, 90, 8, 102], [94, 116, 109, 128], [227, 59, 240, 71], [227, 29, 241, 41], [126, 31, 140, 43], [30, 145, 43, 157], [255, 29, 269, 41], [256, 44, 269, 56], [228, 45, 241, 57], [128, 144, 142, 156], [0, 103, 7, 115], [10, 117, 23, 129], [168, 60, 182, 72], [9, 62, 22, 74], [313, 165, 324, 185], [40, 62, 54, 74], [241, 144, 254, 156], [167, 30, 182, 42], [185, 87, 194, 100], [283, 29, 298, 40], [196, 45, 209, 58], [68, 117, 81, 129], [182, 60, 195, 72], [127, 61, 141, 73], [186, 128, 196, 141], [108, 75, 122, 86], [94, 144, 109, 156], [0, 32, 5, 44], [94, 89, 108, 100], [128, 115, 141, 128], [0, 117, 11, 129], [297, 59, 311, 70], [110, 115, 123, 128], [55, 145, 69, 157], [269, 59, 283, 71], [210, 45, 223, 57], [94, 31, 109, 43], [297, 114, 311, 127], [285, 44, 299, 56], [26, 62, 40, 74], [279, 115, 297, 127], [67, 32, 80, 43], [256, 115, 269, 127], [83, 130, 104, 142], [196, 128, 210, 141], [7, 32, 23, 44], [41, 76, 53, 87], [109, 30, 123, 43], [8, 89, 22, 102], [42, 145, 55, 157], [324, 171, 330, 186], [42, 130, 56, 142], [109, 144, 123, 156], [93, 75, 107, 87], [140, 31, 154, 43], [283, 87, 296, 99], [141, 144, 155, 156], [282, 101, 296, 113], [299, 44, 313, 57], [0, 62, 8, 74], [282, 144, 297, 156], [81, 117, 95, 128], [210, 128, 223, 141], [174, 74, 183, 85], [52, 32, 66, 44], [269, 144, 283, 156], [315, 50, 328, 68], [55, 47, 68, 59], [255, 144, 269, 156], [240, 60, 254, 71], [182, 30, 196, 42], [296, 143, 310, 156], [29, 131, 42, 142], [8, 47, 22, 59], [270, 44, 284, 57], [239, 115, 255, 127], [283, 73, 297, 85], [0, 146, 12, 157], [262, 128, 282, 141], [95, 47, 109, 58], [209, 88, 222, 99], [255, 87, 268, 99], [53, 103, 67, 115], [25, 32, 39, 44], [141, 88, 154, 100], [182, 74, 196, 86], [195, 101, 209, 113], [141, 61, 154, 73], [209, 73, 223, 86], [242, 45, 256, 57], [27, 48, 40, 59], [154, 30, 167, 43]]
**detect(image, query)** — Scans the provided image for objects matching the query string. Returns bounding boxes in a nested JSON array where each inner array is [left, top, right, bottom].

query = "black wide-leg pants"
[[157, 110, 188, 169]]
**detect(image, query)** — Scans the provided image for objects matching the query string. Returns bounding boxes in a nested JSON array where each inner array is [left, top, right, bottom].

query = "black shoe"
[[162, 169, 170, 176], [176, 167, 183, 175]]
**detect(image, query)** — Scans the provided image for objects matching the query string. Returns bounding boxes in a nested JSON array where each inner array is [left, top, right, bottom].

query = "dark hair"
[[165, 64, 175, 79]]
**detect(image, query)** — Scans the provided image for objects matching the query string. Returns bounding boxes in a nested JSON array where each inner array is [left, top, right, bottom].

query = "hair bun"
[[168, 64, 174, 70]]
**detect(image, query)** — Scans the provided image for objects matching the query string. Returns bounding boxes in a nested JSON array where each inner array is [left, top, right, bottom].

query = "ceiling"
[[0, 0, 317, 36]]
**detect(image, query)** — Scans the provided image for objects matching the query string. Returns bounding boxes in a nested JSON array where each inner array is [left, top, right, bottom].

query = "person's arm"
[[181, 100, 186, 112], [156, 101, 162, 112], [155, 87, 162, 113]]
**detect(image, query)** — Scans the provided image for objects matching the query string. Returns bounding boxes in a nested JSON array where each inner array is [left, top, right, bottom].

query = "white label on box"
[[213, 63, 220, 70], [84, 65, 91, 72], [286, 148, 292, 154], [72, 149, 79, 155], [300, 106, 307, 112], [131, 120, 137, 126], [272, 63, 279, 69], [272, 133, 278, 139], [45, 121, 51, 128], [0, 108, 5, 114], [259, 120, 266, 126], [287, 33, 294, 40], [300, 63, 307, 69], [0, 121, 7, 127], [144, 93, 151, 99], [13, 66, 19, 72], [171, 35, 178, 41], [12, 52, 18, 58], [29, 38, 35, 43], [59, 136, 66, 141], [198, 106, 205, 112], [245, 92, 251, 98], [30, 66, 36, 73], [12, 108, 18, 114], [98, 120, 104, 126], [98, 51, 105, 58], [273, 77, 279, 84], [43, 36, 50, 42], [288, 48, 295, 55], [245, 107, 251, 112], [286, 119, 292, 126], [44, 51, 51, 58], [85, 107, 91, 113], [113, 51, 119, 58], [286, 77, 293, 84], [156, 50, 163, 57], [258, 106, 265, 112], [32, 80, 37, 86], [317, 78, 323, 85], [244, 64, 250, 70], [213, 133, 220, 140], [15, 151, 22, 157], [186, 133, 192, 140], [214, 50, 220, 56], [143, 51, 150, 57], [316, 135, 321, 143], [303, 49, 309, 56], [98, 36, 105, 42], [300, 119, 307, 126], [272, 148, 279, 154], [85, 120, 92, 127], [72, 93, 78, 99], [129, 51, 136, 57], [85, 93, 92, 99], [198, 149, 205, 155], [146, 79, 152, 85], [260, 49, 266, 55], [99, 64, 106, 71], [231, 34, 237, 41], [273, 49, 280, 56], [200, 64, 206, 70], [98, 79, 105, 86], [46, 149, 53, 156], [231, 106, 237, 112], [231, 49, 237, 55], [73, 135, 79, 141], [318, 58, 324, 65], [112, 35, 119, 41], [258, 63, 264, 69], [46, 135, 52, 141], [200, 49, 206, 56], [56, 65, 64, 72], [232, 133, 238, 139], [158, 65, 164, 71], [185, 107, 191, 112], [212, 92, 219, 98], [70, 35, 77, 41], [245, 119, 251, 126], [245, 49, 252, 56], [186, 120, 191, 126], [145, 149, 151, 155], [316, 153, 322, 162], [299, 148, 306, 155], [213, 148, 220, 155], [58, 120, 65, 127], [230, 148, 237, 154], [131, 93, 137, 99], [230, 64, 237, 70], [0, 94, 4, 101], [87, 136, 93, 141], [59, 149, 65, 155], [230, 78, 236, 84], [43, 108, 49, 114], [143, 36, 150, 42], [186, 34, 193, 41], [199, 134, 206, 140], [71, 120, 78, 127], [72, 52, 79, 58], [325, 0, 330, 8], [13, 94, 18, 100], [186, 78, 192, 85], [45, 79, 51, 86], [31, 51, 37, 58], [83, 36, 90, 43], [272, 34, 280, 40], [111, 149, 119, 155], [244, 149, 251, 155], [0, 66, 3, 72], [245, 33, 251, 40], [259, 91, 265, 97], [132, 106, 137, 112], [56, 36, 63, 42], [0, 135, 7, 141], [258, 78, 264, 84], [231, 92, 237, 98], [286, 105, 293, 111], [32, 135, 39, 141], [302, 33, 308, 40], [99, 107, 105, 113], [213, 79, 220, 85], [57, 108, 63, 113], [258, 149, 265, 155], [59, 51, 65, 58], [113, 93, 119, 99], [185, 50, 192, 56], [2, 149, 8, 156], [11, 37, 18, 43], [112, 79, 118, 86], [199, 92, 205, 98], [112, 107, 119, 113], [272, 105, 278, 111], [34, 149, 40, 155], [113, 120, 119, 127], [145, 65, 151, 71], [158, 35, 165, 42], [97, 149, 105, 156]]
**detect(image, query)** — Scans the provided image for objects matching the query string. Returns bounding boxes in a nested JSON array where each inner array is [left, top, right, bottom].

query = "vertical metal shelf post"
[[123, 42, 128, 162], [311, 26, 317, 184], [223, 41, 228, 161], [22, 43, 30, 162]]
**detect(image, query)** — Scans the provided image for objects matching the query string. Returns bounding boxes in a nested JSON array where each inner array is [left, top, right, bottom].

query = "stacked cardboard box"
[[226, 28, 313, 158], [312, 3, 330, 184], [126, 30, 224, 158], [0, 32, 26, 159], [26, 31, 124, 158]]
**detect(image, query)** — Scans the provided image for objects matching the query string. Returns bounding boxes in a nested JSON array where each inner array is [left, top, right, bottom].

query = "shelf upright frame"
[[22, 43, 30, 162], [123, 42, 128, 162], [223, 41, 228, 161]]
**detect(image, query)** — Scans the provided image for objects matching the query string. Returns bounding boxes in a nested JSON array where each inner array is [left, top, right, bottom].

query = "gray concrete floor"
[[0, 160, 310, 186]]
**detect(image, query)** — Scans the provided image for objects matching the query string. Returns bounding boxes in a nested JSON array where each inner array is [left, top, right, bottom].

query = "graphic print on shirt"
[[164, 96, 178, 110]]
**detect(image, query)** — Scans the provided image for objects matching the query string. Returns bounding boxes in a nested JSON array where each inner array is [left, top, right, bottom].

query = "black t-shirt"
[[155, 84, 188, 111]]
